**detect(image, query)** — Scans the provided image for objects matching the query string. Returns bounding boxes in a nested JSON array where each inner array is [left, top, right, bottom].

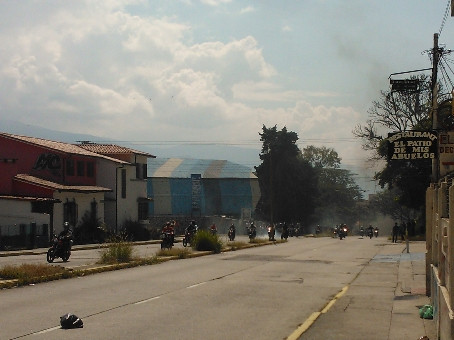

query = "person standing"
[[392, 222, 399, 243]]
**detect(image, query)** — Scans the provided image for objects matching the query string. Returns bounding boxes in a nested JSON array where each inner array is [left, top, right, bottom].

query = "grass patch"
[[192, 230, 223, 253], [0, 263, 72, 285], [225, 240, 248, 251], [156, 248, 191, 259], [99, 234, 134, 264], [249, 238, 269, 244]]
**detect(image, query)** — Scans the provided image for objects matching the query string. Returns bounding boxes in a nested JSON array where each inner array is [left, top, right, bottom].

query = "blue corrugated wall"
[[148, 177, 255, 216]]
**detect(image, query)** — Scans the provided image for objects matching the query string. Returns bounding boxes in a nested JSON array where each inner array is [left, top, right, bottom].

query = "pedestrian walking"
[[392, 222, 399, 243]]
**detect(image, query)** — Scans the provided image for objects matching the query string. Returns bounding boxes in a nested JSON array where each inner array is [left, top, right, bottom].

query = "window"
[[135, 163, 148, 180], [66, 159, 75, 176], [121, 169, 126, 198], [77, 161, 85, 176], [138, 202, 148, 220], [63, 201, 78, 227], [90, 200, 97, 221], [142, 164, 147, 179], [86, 162, 94, 177]]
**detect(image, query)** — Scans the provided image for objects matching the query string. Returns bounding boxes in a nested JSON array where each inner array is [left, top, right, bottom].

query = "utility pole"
[[432, 33, 440, 184]]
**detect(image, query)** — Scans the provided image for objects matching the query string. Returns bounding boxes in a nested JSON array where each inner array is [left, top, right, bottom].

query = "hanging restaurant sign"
[[387, 131, 437, 161], [390, 79, 419, 92]]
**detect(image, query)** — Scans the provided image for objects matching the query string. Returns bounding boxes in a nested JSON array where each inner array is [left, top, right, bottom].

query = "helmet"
[[166, 221, 171, 226], [63, 222, 69, 228]]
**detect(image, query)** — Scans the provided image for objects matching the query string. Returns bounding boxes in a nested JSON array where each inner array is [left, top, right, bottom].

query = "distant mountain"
[[0, 119, 261, 169]]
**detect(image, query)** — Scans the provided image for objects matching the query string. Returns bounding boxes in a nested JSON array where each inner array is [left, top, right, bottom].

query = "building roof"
[[14, 174, 112, 193], [148, 158, 257, 179], [0, 132, 128, 164], [77, 143, 155, 158], [0, 195, 60, 203]]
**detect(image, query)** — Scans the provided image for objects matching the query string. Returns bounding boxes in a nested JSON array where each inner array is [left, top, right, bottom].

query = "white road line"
[[187, 282, 206, 289], [135, 296, 160, 305], [34, 326, 61, 335]]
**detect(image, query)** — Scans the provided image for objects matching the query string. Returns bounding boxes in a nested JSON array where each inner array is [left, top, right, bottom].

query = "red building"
[[0, 132, 153, 248]]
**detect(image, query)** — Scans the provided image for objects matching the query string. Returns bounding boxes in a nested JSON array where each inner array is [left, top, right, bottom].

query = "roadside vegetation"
[[191, 230, 223, 253], [0, 263, 72, 285], [156, 247, 191, 259], [99, 233, 134, 264], [0, 234, 281, 288]]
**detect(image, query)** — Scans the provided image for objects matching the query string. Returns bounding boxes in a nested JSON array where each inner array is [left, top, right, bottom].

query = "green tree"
[[301, 146, 364, 226], [352, 75, 433, 212], [254, 125, 317, 225]]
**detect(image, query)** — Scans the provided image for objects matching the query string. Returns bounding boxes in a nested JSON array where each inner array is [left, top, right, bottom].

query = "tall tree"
[[254, 125, 317, 225], [301, 146, 364, 226], [352, 75, 433, 211]]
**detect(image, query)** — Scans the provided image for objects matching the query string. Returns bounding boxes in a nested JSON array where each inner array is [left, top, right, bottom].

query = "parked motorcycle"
[[160, 231, 174, 249], [47, 234, 72, 263]]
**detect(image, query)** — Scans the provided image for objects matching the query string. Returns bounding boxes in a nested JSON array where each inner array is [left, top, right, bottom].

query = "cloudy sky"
[[1, 1, 453, 193]]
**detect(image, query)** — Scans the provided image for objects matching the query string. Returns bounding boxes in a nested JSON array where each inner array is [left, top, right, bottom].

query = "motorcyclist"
[[374, 226, 379, 237], [248, 222, 256, 238], [228, 223, 236, 240], [365, 224, 373, 239], [162, 221, 175, 243], [267, 223, 275, 241], [58, 222, 73, 250], [209, 223, 217, 235]]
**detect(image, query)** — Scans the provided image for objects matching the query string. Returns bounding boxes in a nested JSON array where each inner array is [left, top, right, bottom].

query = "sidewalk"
[[299, 240, 436, 340], [388, 241, 436, 340]]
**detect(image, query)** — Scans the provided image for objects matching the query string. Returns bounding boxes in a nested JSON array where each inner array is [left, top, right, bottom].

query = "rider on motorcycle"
[[59, 222, 73, 249], [228, 223, 236, 240]]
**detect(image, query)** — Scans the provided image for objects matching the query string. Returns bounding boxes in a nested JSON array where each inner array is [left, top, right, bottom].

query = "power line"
[[438, 0, 451, 37]]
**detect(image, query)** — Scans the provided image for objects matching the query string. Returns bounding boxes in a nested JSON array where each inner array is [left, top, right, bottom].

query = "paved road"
[[1, 236, 392, 339]]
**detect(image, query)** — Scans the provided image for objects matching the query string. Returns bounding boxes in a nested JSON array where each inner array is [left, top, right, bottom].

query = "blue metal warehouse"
[[147, 158, 261, 217]]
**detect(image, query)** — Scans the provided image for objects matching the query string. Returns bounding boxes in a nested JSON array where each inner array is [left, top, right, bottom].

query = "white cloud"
[[200, 0, 231, 6], [240, 6, 255, 14]]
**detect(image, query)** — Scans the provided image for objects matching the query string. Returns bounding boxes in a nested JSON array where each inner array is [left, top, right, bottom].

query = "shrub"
[[192, 230, 223, 253], [99, 233, 134, 264], [74, 211, 107, 245], [122, 220, 150, 241]]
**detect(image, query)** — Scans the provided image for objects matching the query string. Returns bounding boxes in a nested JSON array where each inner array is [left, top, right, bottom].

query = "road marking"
[[286, 285, 349, 340], [134, 296, 160, 305], [187, 282, 206, 289], [34, 326, 61, 334]]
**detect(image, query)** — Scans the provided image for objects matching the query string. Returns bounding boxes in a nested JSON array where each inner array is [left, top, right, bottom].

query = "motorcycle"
[[367, 229, 373, 239], [338, 226, 348, 240], [248, 227, 256, 241], [359, 228, 364, 237], [267, 226, 275, 241], [47, 234, 72, 263], [374, 229, 379, 238], [228, 227, 235, 241], [160, 231, 174, 249], [182, 228, 197, 247], [281, 228, 288, 240]]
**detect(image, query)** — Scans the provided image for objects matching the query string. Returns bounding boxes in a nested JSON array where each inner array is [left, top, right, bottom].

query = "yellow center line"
[[286, 285, 349, 340]]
